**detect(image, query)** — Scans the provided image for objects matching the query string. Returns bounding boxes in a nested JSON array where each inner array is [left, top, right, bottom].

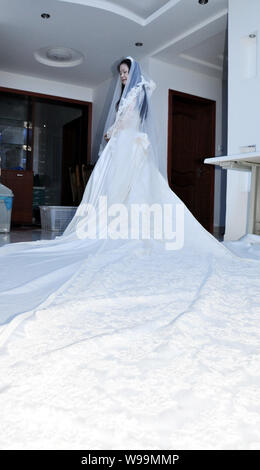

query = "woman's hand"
[[104, 133, 110, 142]]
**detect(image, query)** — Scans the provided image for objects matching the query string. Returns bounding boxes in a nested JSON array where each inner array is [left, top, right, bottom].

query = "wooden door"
[[168, 91, 215, 233]]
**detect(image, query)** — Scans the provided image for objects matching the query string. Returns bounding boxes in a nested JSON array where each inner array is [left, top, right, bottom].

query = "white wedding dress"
[[0, 75, 230, 329], [0, 61, 260, 449]]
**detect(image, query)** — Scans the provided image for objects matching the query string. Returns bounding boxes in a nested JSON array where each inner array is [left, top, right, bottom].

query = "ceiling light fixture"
[[34, 46, 84, 67], [198, 0, 208, 4], [249, 33, 256, 38], [46, 47, 72, 62], [135, 42, 143, 47], [41, 13, 50, 19]]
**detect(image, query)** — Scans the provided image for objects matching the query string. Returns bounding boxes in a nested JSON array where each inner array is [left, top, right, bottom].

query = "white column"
[[225, 0, 260, 240]]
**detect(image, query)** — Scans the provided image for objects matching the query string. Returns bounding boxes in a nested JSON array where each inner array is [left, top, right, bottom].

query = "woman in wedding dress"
[[0, 56, 229, 327], [0, 57, 260, 450]]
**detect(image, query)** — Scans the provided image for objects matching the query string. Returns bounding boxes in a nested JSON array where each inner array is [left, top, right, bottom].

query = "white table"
[[204, 152, 260, 234]]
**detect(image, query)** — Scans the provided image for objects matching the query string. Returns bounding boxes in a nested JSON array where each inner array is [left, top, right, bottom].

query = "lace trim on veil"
[[118, 76, 156, 115], [106, 77, 156, 139]]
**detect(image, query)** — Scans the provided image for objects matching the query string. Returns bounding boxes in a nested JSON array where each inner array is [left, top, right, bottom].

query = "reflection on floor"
[[0, 226, 63, 247]]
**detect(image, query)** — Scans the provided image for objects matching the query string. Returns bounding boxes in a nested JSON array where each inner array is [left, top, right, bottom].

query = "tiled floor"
[[0, 226, 63, 247]]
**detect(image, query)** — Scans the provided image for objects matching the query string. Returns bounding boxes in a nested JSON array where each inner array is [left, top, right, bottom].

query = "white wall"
[[228, 0, 260, 154], [0, 69, 93, 102], [225, 0, 260, 240]]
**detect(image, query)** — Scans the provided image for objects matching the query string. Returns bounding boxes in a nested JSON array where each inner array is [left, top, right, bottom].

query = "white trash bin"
[[39, 205, 77, 232], [0, 183, 14, 233]]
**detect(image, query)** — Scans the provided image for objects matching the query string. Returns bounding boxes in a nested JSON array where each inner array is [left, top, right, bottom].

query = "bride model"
[[0, 56, 232, 327], [0, 57, 260, 450]]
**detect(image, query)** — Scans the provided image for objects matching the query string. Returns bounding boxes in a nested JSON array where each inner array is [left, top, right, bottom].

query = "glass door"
[[0, 92, 32, 171]]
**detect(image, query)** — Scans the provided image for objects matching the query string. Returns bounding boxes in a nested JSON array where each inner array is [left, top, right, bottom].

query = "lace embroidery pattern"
[[106, 78, 156, 139], [118, 77, 156, 115]]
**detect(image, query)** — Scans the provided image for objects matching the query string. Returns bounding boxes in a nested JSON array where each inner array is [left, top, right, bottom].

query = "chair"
[[82, 163, 93, 188], [75, 164, 84, 201], [69, 167, 78, 204]]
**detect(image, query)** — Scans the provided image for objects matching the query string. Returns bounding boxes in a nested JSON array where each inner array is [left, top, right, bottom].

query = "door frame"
[[167, 89, 216, 233]]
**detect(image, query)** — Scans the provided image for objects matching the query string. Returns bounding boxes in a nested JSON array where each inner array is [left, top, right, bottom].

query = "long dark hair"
[[116, 58, 132, 112], [116, 58, 148, 123]]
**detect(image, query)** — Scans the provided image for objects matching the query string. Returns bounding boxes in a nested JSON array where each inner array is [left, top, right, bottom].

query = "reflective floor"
[[0, 226, 63, 247]]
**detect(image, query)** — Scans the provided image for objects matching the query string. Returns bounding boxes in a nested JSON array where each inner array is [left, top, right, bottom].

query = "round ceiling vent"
[[34, 46, 84, 67]]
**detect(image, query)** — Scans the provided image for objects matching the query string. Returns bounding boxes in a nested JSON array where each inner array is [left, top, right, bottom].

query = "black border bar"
[[1, 450, 259, 467]]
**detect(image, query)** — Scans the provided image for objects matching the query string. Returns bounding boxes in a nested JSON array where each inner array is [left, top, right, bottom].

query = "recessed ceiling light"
[[41, 13, 50, 19], [198, 0, 208, 4], [135, 42, 143, 47]]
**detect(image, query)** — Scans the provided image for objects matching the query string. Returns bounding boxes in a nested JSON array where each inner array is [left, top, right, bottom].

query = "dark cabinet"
[[0, 92, 33, 224], [1, 170, 33, 224]]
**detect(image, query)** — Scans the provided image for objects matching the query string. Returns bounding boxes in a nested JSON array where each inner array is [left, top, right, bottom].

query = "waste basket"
[[0, 183, 14, 232]]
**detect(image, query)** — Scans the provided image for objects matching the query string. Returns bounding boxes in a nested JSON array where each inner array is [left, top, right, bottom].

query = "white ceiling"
[[60, 0, 183, 24], [184, 31, 226, 68], [0, 0, 228, 88], [111, 0, 171, 20]]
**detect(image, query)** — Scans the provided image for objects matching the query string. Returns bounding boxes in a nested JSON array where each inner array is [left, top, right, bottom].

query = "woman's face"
[[119, 63, 129, 86]]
